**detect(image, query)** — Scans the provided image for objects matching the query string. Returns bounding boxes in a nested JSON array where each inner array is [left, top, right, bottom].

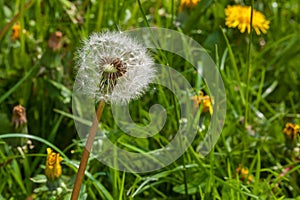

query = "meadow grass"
[[0, 0, 300, 199]]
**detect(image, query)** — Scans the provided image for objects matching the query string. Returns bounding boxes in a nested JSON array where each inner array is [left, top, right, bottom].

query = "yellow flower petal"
[[191, 91, 213, 115], [180, 0, 200, 8], [45, 148, 63, 182], [225, 5, 270, 35]]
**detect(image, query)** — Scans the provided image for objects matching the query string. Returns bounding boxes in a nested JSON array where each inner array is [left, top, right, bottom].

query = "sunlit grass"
[[0, 0, 300, 199]]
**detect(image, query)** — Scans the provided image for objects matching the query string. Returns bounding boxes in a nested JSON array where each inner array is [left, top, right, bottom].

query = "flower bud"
[[45, 148, 63, 190]]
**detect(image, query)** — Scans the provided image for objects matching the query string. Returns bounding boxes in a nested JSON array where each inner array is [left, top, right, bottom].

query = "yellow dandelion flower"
[[236, 164, 253, 183], [191, 91, 213, 115], [11, 22, 21, 42], [283, 123, 300, 140], [283, 123, 299, 149], [45, 148, 63, 182], [225, 5, 270, 35], [180, 0, 200, 9]]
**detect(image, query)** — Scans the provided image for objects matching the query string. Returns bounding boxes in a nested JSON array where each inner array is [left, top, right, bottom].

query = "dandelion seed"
[[75, 31, 155, 104], [225, 5, 270, 35]]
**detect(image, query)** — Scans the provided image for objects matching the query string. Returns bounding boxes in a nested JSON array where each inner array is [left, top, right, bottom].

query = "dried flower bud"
[[48, 31, 63, 51], [12, 105, 27, 128], [75, 31, 155, 104]]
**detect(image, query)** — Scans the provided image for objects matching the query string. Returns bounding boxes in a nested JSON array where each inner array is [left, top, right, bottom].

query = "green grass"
[[1, 0, 300, 199]]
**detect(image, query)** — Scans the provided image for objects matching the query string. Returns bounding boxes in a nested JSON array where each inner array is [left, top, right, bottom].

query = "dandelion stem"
[[71, 100, 105, 200], [245, 0, 254, 128]]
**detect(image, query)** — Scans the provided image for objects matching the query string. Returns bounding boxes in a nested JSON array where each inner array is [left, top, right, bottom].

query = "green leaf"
[[0, 65, 38, 104], [173, 183, 198, 195], [30, 174, 47, 183], [0, 113, 12, 133]]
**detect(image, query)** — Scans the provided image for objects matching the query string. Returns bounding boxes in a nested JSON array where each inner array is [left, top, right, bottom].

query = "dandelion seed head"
[[75, 31, 155, 104]]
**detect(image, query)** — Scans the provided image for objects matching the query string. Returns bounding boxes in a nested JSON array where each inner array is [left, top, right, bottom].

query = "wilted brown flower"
[[12, 104, 27, 128], [48, 31, 63, 51]]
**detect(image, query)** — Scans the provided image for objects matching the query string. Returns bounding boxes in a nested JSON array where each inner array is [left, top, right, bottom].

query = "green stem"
[[0, 65, 38, 104], [167, 66, 188, 197], [220, 27, 245, 104], [137, 0, 150, 27], [170, 0, 174, 28], [244, 0, 254, 127], [96, 0, 104, 31]]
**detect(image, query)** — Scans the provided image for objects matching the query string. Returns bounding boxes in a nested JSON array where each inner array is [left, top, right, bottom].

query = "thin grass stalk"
[[0, 65, 38, 104], [220, 27, 245, 104], [253, 148, 261, 195], [166, 64, 188, 197], [245, 0, 254, 127], [137, 0, 150, 27], [19, 0, 26, 71], [96, 0, 104, 31], [170, 0, 174, 28], [298, 0, 300, 32], [71, 100, 106, 200], [118, 172, 126, 200], [179, 127, 189, 197]]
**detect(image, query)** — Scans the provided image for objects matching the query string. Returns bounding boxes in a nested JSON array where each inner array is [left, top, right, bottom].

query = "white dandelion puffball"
[[75, 31, 155, 104]]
